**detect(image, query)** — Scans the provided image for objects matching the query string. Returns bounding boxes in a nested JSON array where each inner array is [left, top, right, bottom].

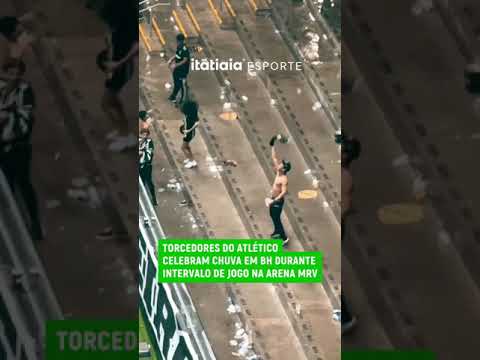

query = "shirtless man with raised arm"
[[265, 135, 291, 245]]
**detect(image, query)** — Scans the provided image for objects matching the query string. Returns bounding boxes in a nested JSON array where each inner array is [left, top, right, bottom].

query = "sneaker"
[[341, 316, 358, 335], [96, 227, 114, 240], [185, 160, 198, 169], [282, 237, 289, 246], [183, 159, 190, 164], [168, 96, 177, 103]]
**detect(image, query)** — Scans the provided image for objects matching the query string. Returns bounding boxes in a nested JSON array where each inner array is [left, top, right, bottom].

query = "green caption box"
[[342, 351, 436, 359], [46, 320, 137, 359], [158, 239, 323, 283]]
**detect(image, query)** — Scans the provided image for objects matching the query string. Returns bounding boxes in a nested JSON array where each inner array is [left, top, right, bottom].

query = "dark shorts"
[[183, 129, 195, 143], [105, 61, 134, 93]]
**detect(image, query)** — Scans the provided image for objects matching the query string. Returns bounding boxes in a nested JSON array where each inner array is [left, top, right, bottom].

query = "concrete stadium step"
[[343, 5, 480, 356], [268, 0, 341, 125]]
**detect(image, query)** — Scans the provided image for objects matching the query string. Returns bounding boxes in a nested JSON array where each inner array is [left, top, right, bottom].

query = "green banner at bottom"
[[46, 320, 137, 359], [342, 351, 435, 359]]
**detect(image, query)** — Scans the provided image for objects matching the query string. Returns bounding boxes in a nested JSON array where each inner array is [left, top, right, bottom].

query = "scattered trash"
[[296, 88, 302, 94], [229, 340, 238, 347], [241, 95, 249, 102], [270, 98, 277, 106], [225, 79, 231, 86], [312, 178, 319, 188], [312, 101, 322, 111], [304, 169, 312, 175], [322, 201, 329, 208], [158, 187, 165, 193], [178, 200, 188, 207], [165, 82, 172, 89]]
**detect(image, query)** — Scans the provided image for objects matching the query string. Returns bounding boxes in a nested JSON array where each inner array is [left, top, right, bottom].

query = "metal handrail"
[[139, 177, 216, 360], [0, 169, 63, 359]]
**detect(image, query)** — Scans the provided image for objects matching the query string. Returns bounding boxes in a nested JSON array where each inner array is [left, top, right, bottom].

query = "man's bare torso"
[[271, 173, 287, 198]]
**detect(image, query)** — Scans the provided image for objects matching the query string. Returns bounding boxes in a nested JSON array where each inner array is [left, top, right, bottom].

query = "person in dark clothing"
[[180, 100, 199, 169], [266, 135, 291, 245], [338, 132, 361, 334], [96, 0, 139, 151], [0, 59, 43, 241], [139, 127, 157, 206], [168, 33, 190, 104]]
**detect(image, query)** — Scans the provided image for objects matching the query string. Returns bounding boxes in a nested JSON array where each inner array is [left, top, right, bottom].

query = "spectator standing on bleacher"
[[139, 127, 157, 206], [168, 34, 190, 105], [96, 0, 139, 152], [0, 59, 43, 241]]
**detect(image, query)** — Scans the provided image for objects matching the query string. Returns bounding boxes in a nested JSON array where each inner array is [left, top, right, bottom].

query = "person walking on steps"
[[265, 134, 291, 246], [139, 127, 157, 206], [338, 131, 361, 335], [180, 100, 199, 169], [168, 33, 190, 105]]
